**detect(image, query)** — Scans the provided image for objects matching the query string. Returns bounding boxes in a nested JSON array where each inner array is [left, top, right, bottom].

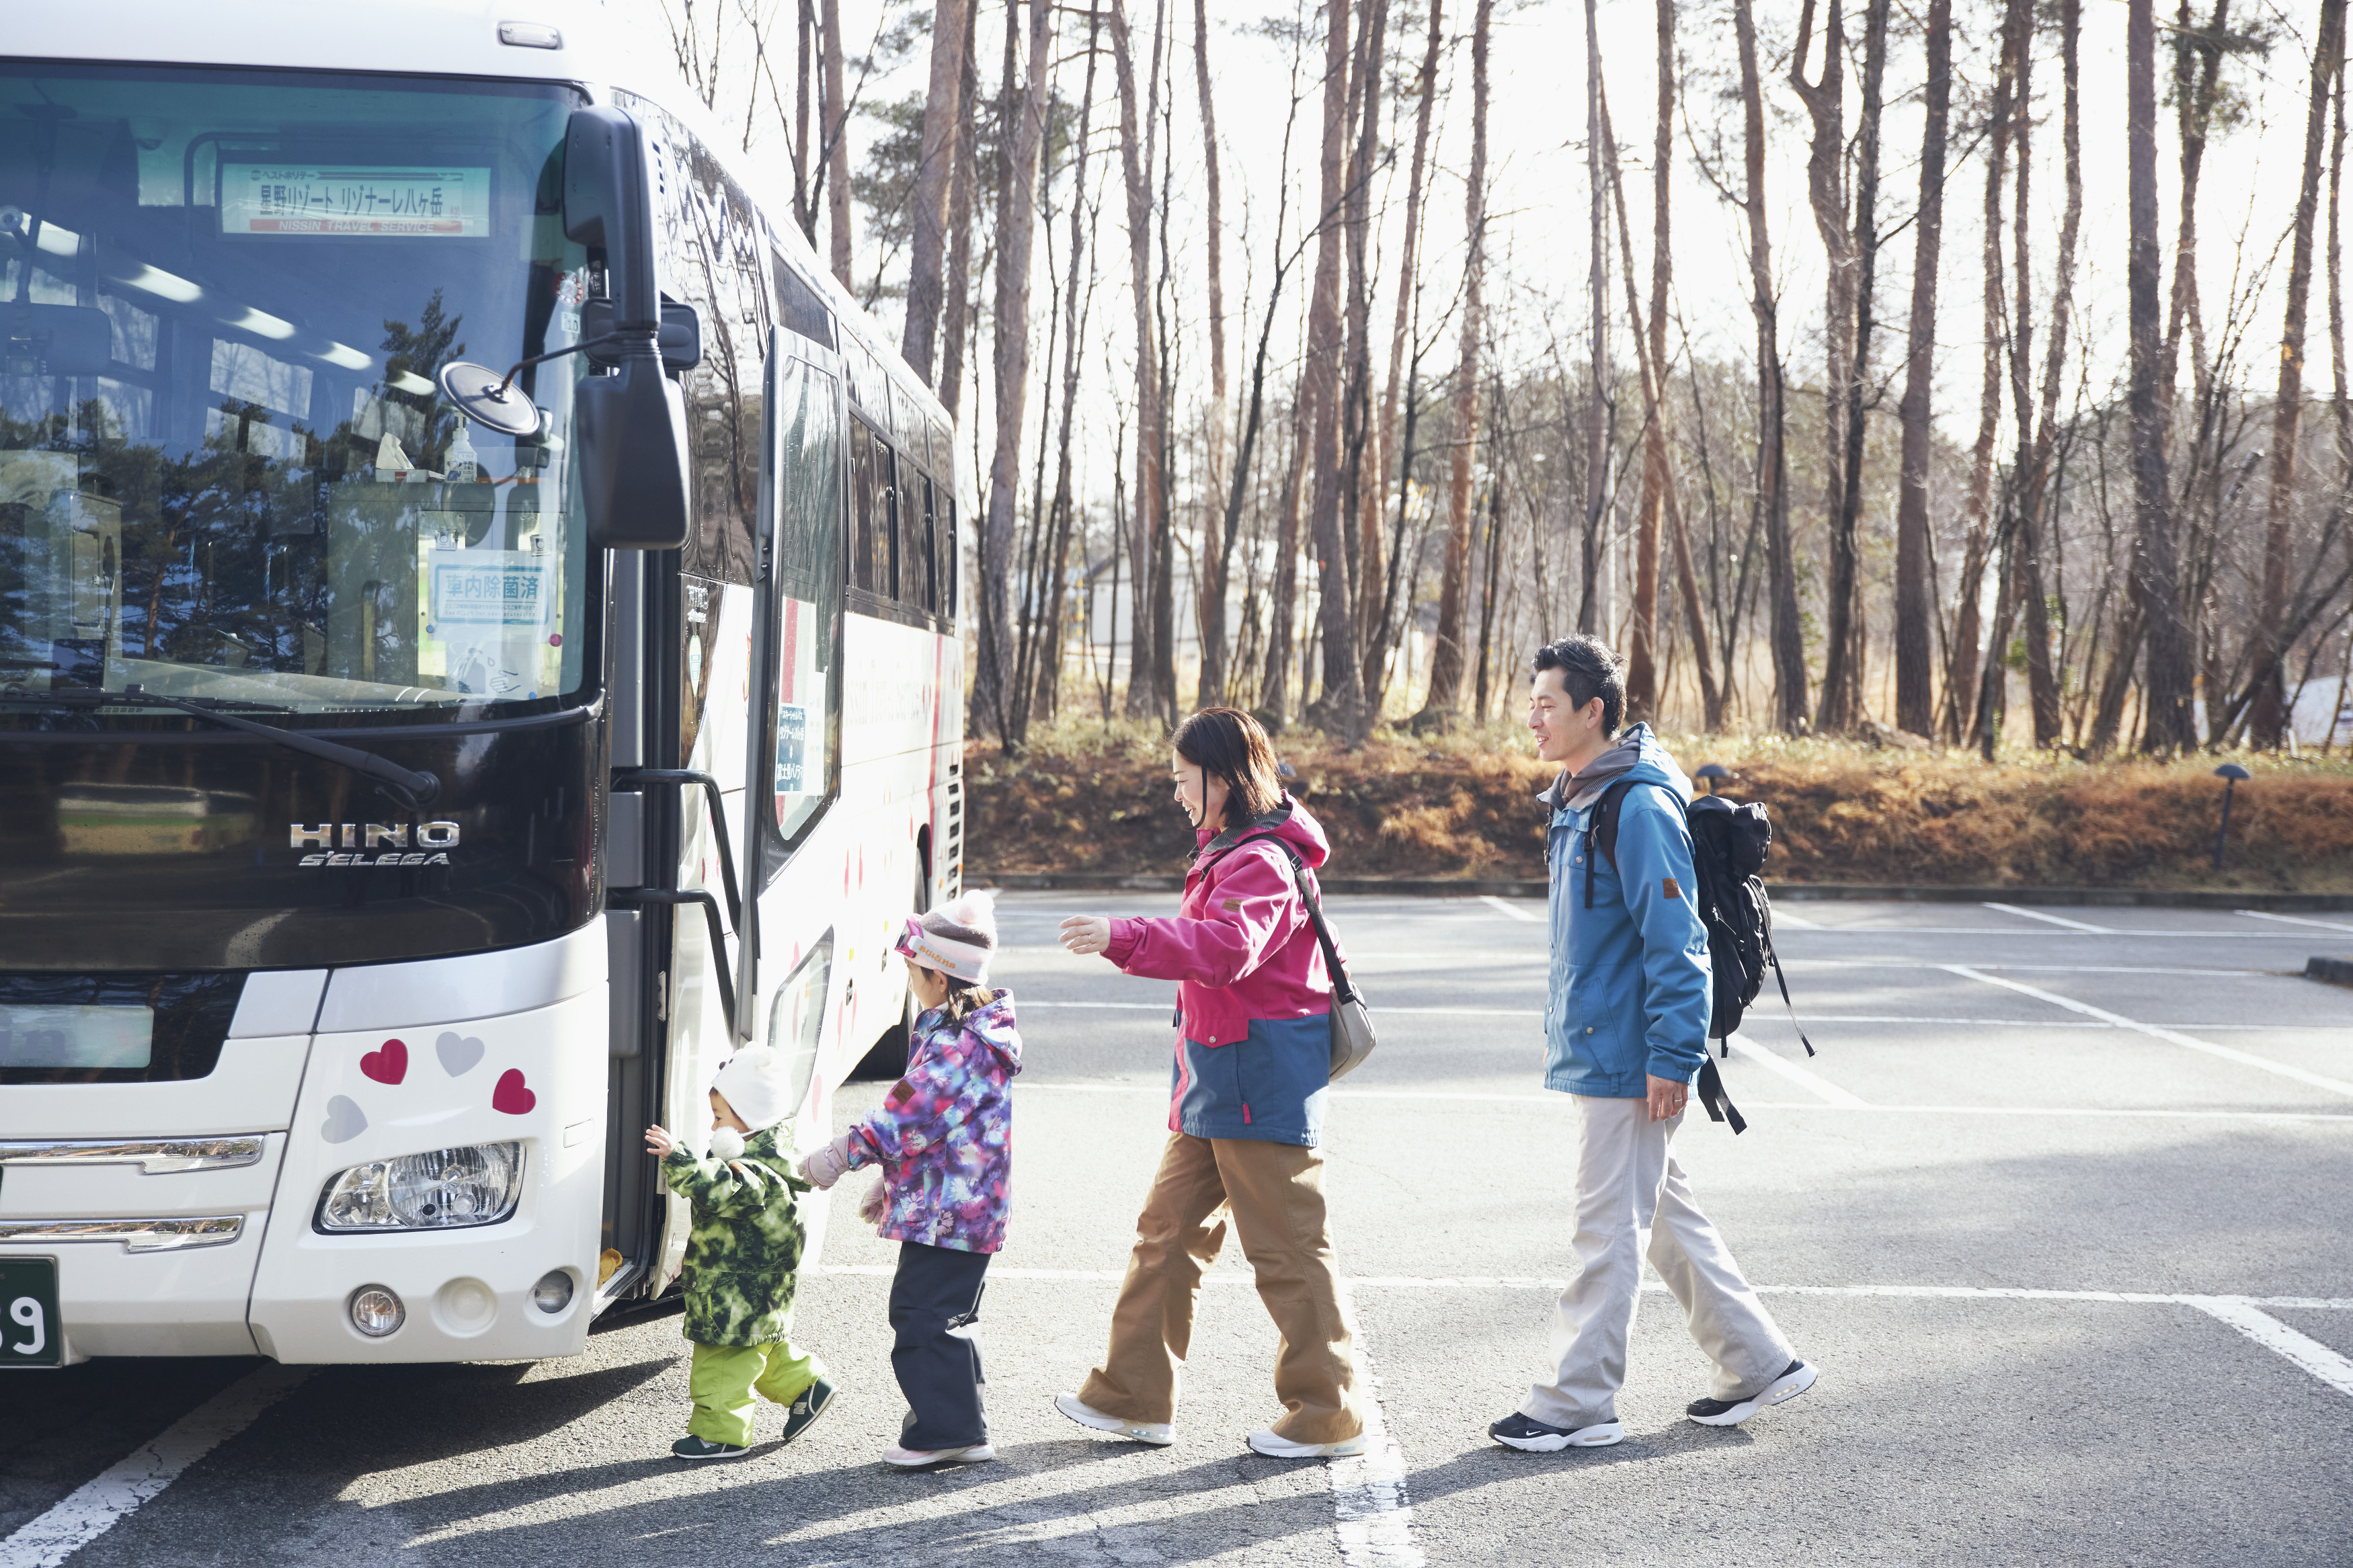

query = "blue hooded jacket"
[[1540, 723, 1714, 1096]]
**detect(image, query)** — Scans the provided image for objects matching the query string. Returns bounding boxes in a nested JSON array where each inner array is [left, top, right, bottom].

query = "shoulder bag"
[[1273, 843, 1378, 1081]]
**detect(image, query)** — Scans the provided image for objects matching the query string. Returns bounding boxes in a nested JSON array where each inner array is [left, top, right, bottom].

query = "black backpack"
[[1588, 782, 1813, 1134]]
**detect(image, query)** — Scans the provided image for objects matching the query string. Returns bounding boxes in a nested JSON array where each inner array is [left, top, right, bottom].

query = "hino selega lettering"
[[290, 821, 461, 866]]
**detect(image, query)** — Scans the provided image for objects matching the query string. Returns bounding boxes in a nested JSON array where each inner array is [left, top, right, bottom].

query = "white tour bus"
[[0, 2, 967, 1367]]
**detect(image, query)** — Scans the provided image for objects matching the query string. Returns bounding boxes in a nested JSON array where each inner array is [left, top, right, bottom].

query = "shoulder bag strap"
[[1271, 841, 1361, 1007]]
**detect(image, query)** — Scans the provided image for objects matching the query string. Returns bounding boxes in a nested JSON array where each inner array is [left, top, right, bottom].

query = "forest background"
[[624, 0, 2353, 889]]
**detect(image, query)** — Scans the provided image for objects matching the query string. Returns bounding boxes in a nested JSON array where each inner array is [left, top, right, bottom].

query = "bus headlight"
[[316, 1143, 524, 1232]]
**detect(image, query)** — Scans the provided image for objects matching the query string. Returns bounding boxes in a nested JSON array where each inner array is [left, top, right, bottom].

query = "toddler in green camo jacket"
[[643, 1043, 835, 1460]]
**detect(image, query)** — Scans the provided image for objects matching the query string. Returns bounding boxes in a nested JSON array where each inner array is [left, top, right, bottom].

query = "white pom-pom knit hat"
[[891, 891, 999, 985], [710, 1043, 790, 1134]]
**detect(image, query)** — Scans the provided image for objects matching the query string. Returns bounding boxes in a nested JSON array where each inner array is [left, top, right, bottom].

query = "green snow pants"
[[687, 1336, 826, 1447]]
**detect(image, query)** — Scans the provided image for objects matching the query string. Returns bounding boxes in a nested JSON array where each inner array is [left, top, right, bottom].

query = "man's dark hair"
[[1531, 634, 1626, 737], [1172, 706, 1285, 825]]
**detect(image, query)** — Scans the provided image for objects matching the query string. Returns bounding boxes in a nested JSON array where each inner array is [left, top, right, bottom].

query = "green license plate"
[[0, 1257, 60, 1367]]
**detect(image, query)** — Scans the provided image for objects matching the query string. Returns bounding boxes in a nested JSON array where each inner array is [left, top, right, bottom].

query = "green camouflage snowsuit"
[[660, 1128, 811, 1346]]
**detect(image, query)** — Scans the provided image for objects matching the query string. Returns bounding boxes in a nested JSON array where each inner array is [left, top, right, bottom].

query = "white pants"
[[1521, 1094, 1795, 1430]]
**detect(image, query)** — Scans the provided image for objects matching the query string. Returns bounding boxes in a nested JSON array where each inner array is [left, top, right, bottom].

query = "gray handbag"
[[1276, 843, 1378, 1081]]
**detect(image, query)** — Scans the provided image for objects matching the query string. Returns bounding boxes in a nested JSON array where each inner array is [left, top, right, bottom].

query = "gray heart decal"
[[320, 1095, 368, 1144], [436, 1032, 485, 1077]]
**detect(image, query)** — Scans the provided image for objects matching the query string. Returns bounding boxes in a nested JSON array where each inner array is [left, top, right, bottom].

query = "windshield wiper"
[[0, 687, 442, 809]]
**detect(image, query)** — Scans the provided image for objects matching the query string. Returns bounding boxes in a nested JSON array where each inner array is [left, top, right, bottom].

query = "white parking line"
[[2192, 1300, 2353, 1399], [2237, 909, 2353, 935], [1723, 1032, 1870, 1106], [1942, 965, 2353, 1098], [1328, 1309, 1423, 1567], [1984, 902, 2116, 934], [1479, 895, 1544, 923], [806, 1267, 2353, 1405], [0, 1364, 310, 1568]]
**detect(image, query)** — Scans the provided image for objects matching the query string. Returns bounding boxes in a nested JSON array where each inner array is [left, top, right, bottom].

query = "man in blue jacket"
[[1488, 634, 1816, 1452]]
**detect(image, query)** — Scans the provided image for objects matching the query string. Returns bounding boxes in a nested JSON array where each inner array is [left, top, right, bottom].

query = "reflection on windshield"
[[0, 66, 593, 714]]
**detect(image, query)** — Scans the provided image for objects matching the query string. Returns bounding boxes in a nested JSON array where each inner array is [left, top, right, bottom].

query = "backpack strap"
[[1695, 1057, 1747, 1133], [1582, 778, 1640, 910]]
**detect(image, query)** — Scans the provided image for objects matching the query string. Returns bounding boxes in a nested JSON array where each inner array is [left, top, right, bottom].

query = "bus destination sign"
[[221, 165, 490, 237]]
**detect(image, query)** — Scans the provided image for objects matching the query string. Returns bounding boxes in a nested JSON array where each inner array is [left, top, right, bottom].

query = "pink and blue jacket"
[[1105, 797, 1337, 1147], [840, 990, 1021, 1253]]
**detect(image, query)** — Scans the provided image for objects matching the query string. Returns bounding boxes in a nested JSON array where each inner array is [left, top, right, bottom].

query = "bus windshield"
[[0, 65, 594, 715]]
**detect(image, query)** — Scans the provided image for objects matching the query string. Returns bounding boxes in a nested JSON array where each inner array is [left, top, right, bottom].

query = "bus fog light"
[[348, 1285, 405, 1337], [317, 1142, 524, 1232], [532, 1270, 574, 1314]]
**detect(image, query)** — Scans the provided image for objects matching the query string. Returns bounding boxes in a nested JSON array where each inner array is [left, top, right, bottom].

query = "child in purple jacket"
[[803, 892, 1020, 1469]]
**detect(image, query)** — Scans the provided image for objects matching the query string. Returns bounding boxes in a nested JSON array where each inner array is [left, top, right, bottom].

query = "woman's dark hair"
[[1531, 634, 1626, 737], [1172, 706, 1285, 827]]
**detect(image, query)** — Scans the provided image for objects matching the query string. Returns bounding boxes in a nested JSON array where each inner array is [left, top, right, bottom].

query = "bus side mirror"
[[563, 106, 689, 550]]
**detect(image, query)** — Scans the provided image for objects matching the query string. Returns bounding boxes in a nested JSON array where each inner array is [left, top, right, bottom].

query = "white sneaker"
[[1053, 1392, 1175, 1447], [1245, 1427, 1371, 1458], [883, 1442, 995, 1467]]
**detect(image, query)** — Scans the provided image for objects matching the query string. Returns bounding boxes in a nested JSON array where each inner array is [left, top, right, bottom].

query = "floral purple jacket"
[[841, 990, 1021, 1253]]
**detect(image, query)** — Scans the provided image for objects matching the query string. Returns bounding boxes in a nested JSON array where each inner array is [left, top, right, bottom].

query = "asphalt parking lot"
[[5, 895, 2350, 1567]]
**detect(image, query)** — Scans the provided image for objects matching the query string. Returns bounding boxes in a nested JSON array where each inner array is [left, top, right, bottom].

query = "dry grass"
[[965, 714, 2353, 891]]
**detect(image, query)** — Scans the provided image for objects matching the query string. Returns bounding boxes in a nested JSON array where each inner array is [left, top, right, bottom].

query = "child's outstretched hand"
[[859, 1175, 888, 1227], [644, 1124, 676, 1158]]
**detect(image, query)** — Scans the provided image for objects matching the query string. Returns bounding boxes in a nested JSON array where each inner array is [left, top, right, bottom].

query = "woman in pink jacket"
[[1051, 706, 1366, 1459]]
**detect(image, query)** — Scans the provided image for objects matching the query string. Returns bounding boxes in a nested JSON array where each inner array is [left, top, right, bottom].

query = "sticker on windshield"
[[221, 165, 490, 237], [432, 556, 549, 626]]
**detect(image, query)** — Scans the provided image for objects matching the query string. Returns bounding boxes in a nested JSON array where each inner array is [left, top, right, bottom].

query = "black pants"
[[889, 1240, 992, 1449]]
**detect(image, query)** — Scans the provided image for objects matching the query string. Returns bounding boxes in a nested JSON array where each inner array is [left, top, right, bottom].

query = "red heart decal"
[[359, 1038, 408, 1085], [491, 1068, 536, 1116]]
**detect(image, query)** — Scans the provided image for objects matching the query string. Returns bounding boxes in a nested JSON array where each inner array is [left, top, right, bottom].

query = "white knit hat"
[[710, 1043, 790, 1134], [891, 891, 999, 985]]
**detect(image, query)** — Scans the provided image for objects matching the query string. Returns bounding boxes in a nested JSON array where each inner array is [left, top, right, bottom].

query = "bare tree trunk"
[[1261, 398, 1311, 720], [1298, 0, 1364, 736], [1193, 0, 1234, 709], [1623, 0, 1675, 723], [901, 0, 971, 385], [793, 0, 817, 242], [1734, 0, 1807, 730], [1341, 0, 1390, 718], [821, 0, 854, 290], [2130, 0, 2198, 750], [1950, 0, 2023, 743], [2251, 0, 2349, 745], [1578, 0, 1611, 647], [1109, 0, 1167, 717], [939, 0, 982, 419], [1417, 0, 1492, 725], [1791, 0, 1855, 729], [1035, 6, 1103, 723], [1893, 0, 1950, 735], [2012, 0, 2085, 749], [1366, 0, 1443, 702], [1601, 83, 1720, 727], [975, 0, 1052, 745], [1819, 0, 1887, 731]]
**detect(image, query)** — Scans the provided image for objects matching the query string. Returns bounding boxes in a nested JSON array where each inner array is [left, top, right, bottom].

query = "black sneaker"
[[780, 1377, 838, 1446], [1488, 1411, 1626, 1451], [1687, 1359, 1818, 1427], [672, 1435, 751, 1460]]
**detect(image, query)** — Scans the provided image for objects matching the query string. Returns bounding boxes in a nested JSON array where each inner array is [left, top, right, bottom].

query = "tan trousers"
[[1078, 1132, 1364, 1444]]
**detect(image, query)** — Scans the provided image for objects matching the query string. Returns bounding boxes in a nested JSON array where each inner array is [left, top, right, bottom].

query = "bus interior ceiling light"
[[348, 1286, 405, 1338], [318, 1142, 523, 1233], [117, 263, 203, 303], [319, 342, 371, 370], [229, 306, 296, 340]]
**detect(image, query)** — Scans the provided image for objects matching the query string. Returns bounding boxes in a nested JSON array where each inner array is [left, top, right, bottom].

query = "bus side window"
[[942, 495, 958, 620], [917, 475, 939, 614], [848, 421, 879, 595], [770, 354, 842, 850], [877, 441, 901, 602]]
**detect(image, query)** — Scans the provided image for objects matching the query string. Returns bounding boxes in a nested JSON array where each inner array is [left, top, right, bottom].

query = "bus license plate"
[[0, 1257, 60, 1366]]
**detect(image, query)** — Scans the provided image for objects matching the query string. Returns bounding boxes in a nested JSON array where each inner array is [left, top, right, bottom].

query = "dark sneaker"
[[1488, 1412, 1625, 1451], [780, 1377, 837, 1446], [672, 1435, 751, 1460], [1687, 1359, 1818, 1427]]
